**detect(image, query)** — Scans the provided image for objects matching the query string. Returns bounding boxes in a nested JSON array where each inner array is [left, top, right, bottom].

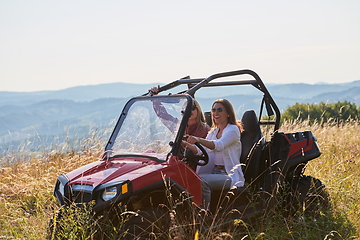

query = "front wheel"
[[47, 208, 63, 240], [122, 205, 170, 239]]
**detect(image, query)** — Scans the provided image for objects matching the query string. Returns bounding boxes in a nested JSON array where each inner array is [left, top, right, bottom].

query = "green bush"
[[281, 101, 359, 124]]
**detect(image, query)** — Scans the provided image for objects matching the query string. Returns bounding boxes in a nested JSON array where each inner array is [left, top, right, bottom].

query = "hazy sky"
[[1, 0, 359, 92]]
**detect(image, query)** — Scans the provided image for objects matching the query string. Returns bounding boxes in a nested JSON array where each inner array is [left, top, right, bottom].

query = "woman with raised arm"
[[183, 99, 245, 210], [149, 86, 210, 138]]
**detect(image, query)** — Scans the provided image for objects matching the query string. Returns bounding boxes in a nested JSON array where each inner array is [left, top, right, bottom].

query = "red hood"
[[65, 155, 166, 188]]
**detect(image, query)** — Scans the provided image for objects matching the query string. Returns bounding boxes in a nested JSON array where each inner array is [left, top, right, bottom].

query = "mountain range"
[[1, 80, 359, 153]]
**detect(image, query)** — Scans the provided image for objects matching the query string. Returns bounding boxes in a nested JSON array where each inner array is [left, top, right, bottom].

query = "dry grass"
[[280, 119, 360, 237], [0, 120, 359, 239], [0, 139, 103, 239]]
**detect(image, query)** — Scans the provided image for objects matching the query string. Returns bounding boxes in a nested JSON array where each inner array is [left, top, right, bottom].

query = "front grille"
[[72, 191, 92, 203], [70, 184, 94, 203]]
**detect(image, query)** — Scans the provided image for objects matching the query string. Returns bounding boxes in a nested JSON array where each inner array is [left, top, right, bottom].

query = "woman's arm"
[[186, 135, 215, 150], [187, 125, 240, 152], [152, 100, 179, 132], [181, 140, 198, 154]]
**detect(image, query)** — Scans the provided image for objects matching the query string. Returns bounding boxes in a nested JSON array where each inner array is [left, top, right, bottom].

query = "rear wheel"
[[301, 176, 330, 216], [291, 175, 330, 217]]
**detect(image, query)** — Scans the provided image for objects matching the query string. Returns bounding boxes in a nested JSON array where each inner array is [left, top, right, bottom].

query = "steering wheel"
[[183, 137, 209, 166]]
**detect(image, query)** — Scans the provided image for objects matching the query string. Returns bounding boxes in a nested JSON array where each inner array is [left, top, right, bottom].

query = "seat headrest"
[[204, 111, 212, 127], [240, 110, 262, 164], [241, 110, 260, 134]]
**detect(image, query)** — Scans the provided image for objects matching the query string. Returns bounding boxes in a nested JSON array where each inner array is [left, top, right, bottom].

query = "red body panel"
[[130, 156, 202, 206], [284, 135, 314, 158], [65, 155, 203, 206]]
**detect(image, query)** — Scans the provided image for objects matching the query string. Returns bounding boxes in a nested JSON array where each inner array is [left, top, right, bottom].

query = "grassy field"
[[0, 120, 359, 239]]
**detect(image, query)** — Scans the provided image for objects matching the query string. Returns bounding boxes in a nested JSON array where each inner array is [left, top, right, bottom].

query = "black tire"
[[47, 204, 99, 240], [302, 176, 330, 216], [122, 205, 170, 240], [47, 208, 64, 240], [291, 175, 330, 217]]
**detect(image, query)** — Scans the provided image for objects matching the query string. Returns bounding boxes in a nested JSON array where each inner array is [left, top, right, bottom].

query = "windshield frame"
[[105, 94, 194, 160]]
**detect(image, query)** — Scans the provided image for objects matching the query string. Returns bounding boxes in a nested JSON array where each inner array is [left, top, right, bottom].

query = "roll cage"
[[149, 69, 281, 131]]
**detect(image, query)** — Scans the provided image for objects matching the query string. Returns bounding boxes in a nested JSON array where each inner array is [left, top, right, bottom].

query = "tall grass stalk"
[[0, 121, 359, 239]]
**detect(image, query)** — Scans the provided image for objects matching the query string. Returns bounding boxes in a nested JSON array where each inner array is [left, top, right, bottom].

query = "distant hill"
[[0, 83, 162, 106], [267, 81, 360, 100], [0, 80, 359, 152], [1, 80, 360, 106], [310, 86, 360, 104]]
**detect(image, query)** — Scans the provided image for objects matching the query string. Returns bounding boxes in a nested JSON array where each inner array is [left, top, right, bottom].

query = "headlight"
[[102, 186, 117, 201], [59, 182, 65, 196]]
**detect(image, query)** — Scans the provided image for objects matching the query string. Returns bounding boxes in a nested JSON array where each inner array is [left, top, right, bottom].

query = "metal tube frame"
[[148, 69, 281, 131]]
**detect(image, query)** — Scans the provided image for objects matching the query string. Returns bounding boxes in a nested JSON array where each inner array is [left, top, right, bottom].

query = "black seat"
[[240, 110, 264, 185], [204, 111, 212, 127]]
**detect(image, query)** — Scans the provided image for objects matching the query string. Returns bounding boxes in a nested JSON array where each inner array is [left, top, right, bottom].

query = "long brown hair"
[[211, 99, 243, 131], [194, 100, 206, 125], [184, 99, 209, 135]]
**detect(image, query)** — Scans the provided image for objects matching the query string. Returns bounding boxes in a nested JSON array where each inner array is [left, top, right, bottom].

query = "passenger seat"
[[240, 110, 265, 186]]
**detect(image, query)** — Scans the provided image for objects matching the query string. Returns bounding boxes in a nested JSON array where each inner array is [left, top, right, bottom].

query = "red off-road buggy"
[[51, 69, 328, 239]]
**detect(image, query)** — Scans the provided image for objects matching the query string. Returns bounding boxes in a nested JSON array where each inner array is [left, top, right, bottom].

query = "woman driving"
[[183, 99, 245, 210]]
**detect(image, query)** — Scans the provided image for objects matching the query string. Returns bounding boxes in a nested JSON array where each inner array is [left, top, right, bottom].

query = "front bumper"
[[53, 174, 132, 213]]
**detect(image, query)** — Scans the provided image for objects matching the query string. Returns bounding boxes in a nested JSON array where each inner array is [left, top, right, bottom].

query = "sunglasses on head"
[[211, 107, 223, 113]]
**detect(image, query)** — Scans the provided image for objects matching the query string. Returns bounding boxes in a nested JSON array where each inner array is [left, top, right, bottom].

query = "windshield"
[[107, 96, 188, 159]]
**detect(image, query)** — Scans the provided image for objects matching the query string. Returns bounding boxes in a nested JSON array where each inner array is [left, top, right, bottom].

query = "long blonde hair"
[[194, 100, 206, 125]]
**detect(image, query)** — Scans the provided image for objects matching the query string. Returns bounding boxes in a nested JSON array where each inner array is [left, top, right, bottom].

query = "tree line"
[[280, 101, 359, 124]]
